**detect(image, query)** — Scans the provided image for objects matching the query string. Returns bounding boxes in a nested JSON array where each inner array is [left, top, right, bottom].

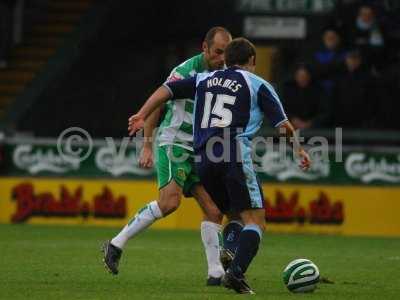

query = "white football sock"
[[111, 200, 163, 249], [201, 221, 225, 278]]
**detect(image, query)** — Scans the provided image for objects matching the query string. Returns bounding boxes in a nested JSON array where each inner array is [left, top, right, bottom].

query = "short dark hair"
[[225, 38, 256, 67], [204, 26, 231, 47]]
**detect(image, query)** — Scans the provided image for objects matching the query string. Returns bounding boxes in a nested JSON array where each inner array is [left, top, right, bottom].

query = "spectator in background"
[[332, 50, 376, 128], [313, 28, 347, 95], [330, 0, 389, 31], [348, 5, 386, 70], [282, 65, 329, 129]]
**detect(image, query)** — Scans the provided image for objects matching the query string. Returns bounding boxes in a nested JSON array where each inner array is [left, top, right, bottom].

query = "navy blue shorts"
[[195, 142, 264, 214]]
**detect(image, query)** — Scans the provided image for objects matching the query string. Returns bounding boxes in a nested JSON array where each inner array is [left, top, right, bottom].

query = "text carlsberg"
[[13, 144, 80, 174], [261, 151, 330, 181], [345, 153, 400, 183]]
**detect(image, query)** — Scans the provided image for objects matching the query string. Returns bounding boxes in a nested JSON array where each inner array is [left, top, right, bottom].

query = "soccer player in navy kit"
[[128, 38, 311, 294]]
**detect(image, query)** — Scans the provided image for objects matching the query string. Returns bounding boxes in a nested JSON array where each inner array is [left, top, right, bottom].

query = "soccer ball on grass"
[[283, 258, 320, 293]]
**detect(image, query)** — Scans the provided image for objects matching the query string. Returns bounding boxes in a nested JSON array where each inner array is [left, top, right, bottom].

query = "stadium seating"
[[0, 0, 93, 118]]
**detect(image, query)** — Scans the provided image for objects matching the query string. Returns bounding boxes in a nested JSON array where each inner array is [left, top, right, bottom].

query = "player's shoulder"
[[235, 70, 272, 90], [233, 69, 279, 101], [195, 70, 219, 84], [170, 53, 205, 79]]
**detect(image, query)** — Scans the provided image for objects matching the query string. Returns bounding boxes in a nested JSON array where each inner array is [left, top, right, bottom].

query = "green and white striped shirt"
[[158, 53, 206, 151]]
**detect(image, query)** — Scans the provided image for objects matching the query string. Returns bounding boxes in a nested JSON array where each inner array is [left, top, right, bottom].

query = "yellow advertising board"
[[0, 177, 399, 237]]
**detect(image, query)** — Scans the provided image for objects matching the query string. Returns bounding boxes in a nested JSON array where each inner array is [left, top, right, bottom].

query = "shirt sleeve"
[[163, 76, 197, 100], [257, 83, 288, 127], [165, 70, 185, 84]]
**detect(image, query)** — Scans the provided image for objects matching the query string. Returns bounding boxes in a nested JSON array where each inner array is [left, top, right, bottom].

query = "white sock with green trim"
[[201, 221, 225, 278], [111, 201, 163, 249]]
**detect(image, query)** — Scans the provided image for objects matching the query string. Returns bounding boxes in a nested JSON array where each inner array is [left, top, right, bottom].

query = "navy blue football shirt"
[[164, 66, 288, 151]]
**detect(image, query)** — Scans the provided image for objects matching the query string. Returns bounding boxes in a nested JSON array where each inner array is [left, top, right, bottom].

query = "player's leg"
[[220, 180, 265, 267], [221, 213, 243, 269], [103, 181, 181, 274], [223, 208, 265, 294], [110, 180, 181, 248], [110, 145, 182, 247], [103, 145, 184, 274], [194, 151, 231, 285], [221, 155, 265, 294], [230, 208, 265, 275], [191, 184, 225, 285], [191, 184, 222, 224]]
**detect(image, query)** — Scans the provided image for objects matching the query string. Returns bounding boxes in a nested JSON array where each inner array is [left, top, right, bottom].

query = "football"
[[283, 258, 320, 293]]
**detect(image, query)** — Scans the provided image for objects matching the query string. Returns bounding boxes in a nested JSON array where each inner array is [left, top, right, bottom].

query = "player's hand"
[[139, 146, 154, 168], [297, 148, 311, 171], [128, 113, 145, 136]]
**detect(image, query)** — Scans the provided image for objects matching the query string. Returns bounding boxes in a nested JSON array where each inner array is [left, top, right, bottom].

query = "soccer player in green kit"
[[103, 27, 234, 285]]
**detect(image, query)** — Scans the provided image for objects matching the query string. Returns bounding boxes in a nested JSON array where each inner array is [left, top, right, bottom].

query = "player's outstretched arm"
[[279, 120, 311, 171], [128, 76, 196, 136], [128, 86, 171, 136]]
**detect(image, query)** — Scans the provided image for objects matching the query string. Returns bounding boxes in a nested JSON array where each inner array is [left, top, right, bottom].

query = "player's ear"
[[250, 55, 256, 67], [246, 56, 256, 72], [202, 41, 208, 54]]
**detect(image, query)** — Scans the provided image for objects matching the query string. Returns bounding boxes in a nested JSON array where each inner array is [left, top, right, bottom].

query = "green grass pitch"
[[1, 224, 399, 300]]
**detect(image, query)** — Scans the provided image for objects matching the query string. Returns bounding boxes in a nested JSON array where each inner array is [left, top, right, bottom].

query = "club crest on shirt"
[[177, 168, 187, 181], [168, 72, 184, 82]]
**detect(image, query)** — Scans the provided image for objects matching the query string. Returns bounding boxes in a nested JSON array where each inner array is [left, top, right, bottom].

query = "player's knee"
[[241, 208, 266, 229], [245, 219, 266, 233], [159, 199, 180, 216], [254, 215, 266, 232], [203, 206, 223, 224], [192, 185, 223, 224], [257, 221, 266, 232], [158, 191, 181, 216], [158, 181, 183, 216]]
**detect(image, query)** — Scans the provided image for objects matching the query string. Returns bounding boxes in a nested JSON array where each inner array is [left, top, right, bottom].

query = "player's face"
[[203, 32, 231, 71]]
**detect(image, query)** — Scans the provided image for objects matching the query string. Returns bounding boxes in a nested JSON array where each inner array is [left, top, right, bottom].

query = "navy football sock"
[[230, 224, 262, 277], [222, 220, 243, 253]]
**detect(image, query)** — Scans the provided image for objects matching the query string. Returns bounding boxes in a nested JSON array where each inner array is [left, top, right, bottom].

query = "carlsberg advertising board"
[[2, 140, 400, 186]]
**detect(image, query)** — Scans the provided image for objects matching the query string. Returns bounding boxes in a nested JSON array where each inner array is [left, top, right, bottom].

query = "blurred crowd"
[[281, 1, 400, 130]]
